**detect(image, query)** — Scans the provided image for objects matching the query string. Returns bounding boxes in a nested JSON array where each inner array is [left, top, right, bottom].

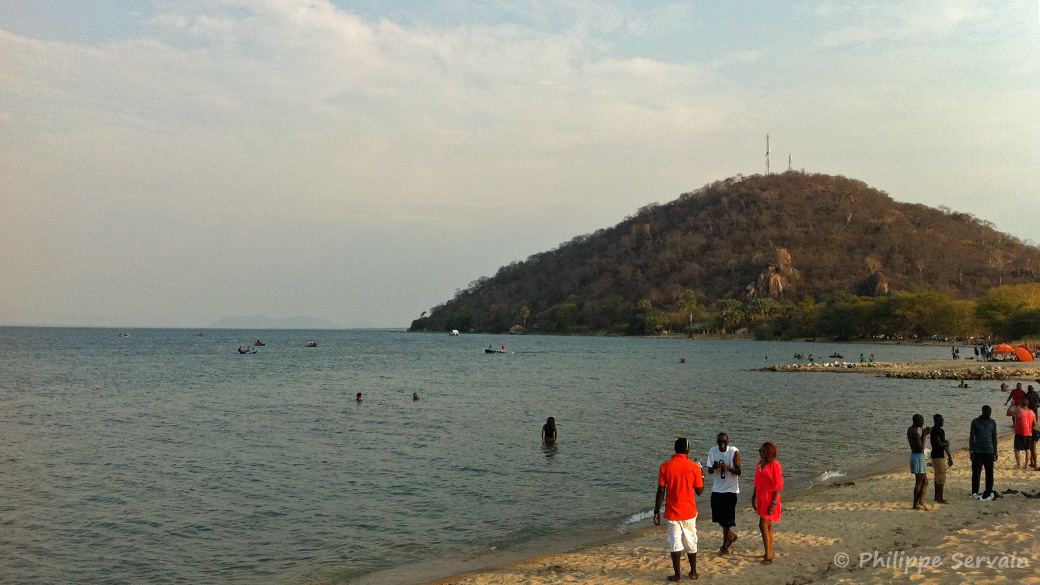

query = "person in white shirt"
[[707, 432, 741, 554]]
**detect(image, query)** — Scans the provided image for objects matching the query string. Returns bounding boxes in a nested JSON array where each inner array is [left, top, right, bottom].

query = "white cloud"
[[816, 0, 993, 47]]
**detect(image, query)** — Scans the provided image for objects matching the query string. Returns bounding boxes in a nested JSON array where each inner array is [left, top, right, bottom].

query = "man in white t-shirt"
[[707, 432, 741, 555]]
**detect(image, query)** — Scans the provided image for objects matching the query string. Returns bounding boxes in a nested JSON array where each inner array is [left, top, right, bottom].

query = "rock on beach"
[[755, 360, 1040, 380]]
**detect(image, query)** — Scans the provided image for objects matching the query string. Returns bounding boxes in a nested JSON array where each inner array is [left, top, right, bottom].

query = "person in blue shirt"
[[969, 405, 998, 499]]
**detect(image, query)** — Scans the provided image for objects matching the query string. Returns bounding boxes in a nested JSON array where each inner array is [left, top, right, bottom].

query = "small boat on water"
[[485, 345, 507, 354], [829, 352, 843, 359], [254, 339, 266, 346], [237, 347, 257, 354], [449, 330, 460, 336], [306, 340, 318, 347]]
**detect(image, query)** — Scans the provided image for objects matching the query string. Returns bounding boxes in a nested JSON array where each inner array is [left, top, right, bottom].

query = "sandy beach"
[[423, 437, 1040, 585]]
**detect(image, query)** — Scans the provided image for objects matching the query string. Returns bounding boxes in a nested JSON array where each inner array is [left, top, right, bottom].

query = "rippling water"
[[0, 328, 998, 584]]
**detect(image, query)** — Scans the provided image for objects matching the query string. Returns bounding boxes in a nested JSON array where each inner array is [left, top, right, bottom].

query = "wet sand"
[[421, 438, 1040, 585]]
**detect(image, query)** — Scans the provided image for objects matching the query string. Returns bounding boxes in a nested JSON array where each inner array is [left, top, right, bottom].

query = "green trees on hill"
[[411, 283, 1040, 340], [976, 283, 1040, 339]]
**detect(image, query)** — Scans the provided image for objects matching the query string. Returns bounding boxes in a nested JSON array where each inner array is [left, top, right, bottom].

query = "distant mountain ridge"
[[411, 172, 1040, 334], [209, 315, 342, 329]]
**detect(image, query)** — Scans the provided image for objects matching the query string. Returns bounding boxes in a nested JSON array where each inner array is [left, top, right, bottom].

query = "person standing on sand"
[[930, 414, 953, 504], [969, 405, 998, 499], [654, 438, 704, 582], [706, 432, 741, 555], [752, 442, 783, 564], [1028, 392, 1040, 469], [1007, 398, 1038, 469], [907, 414, 931, 511]]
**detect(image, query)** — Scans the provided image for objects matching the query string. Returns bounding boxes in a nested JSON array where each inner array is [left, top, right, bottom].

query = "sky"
[[1, 0, 1038, 328]]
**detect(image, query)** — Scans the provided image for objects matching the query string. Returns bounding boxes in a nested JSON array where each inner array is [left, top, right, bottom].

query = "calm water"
[[0, 328, 999, 584]]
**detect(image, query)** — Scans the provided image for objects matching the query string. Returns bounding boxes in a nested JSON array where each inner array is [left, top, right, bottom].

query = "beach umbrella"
[[993, 343, 1015, 354], [1015, 345, 1035, 362]]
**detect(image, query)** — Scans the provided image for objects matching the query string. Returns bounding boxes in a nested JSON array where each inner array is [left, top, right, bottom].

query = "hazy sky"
[[1, 1, 1037, 328]]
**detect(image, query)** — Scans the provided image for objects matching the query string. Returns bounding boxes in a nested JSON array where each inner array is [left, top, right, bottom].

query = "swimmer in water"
[[542, 417, 557, 443], [413, 392, 420, 401], [356, 392, 363, 402]]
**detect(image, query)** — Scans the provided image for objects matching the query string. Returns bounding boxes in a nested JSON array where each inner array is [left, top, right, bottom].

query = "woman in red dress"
[[752, 441, 783, 563]]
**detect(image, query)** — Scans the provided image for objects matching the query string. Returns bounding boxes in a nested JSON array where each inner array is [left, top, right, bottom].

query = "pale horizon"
[[2, 1, 1037, 328]]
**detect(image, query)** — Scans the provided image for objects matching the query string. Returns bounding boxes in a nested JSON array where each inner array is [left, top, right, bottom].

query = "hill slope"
[[412, 173, 1040, 334]]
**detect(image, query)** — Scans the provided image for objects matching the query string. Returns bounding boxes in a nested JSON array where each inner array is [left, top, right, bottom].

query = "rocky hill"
[[411, 172, 1040, 334]]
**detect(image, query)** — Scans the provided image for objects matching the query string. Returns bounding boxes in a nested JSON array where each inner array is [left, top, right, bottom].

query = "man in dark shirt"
[[930, 414, 953, 504], [969, 405, 998, 499]]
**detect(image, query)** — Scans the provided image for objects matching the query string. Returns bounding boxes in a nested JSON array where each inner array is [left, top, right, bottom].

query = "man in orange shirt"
[[654, 438, 705, 581]]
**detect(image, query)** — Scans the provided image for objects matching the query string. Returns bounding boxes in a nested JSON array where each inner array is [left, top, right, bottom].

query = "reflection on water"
[[541, 442, 559, 459]]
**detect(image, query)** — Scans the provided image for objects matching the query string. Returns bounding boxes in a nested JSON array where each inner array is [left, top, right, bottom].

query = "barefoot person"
[[907, 414, 931, 510], [930, 414, 953, 504], [654, 438, 704, 581], [969, 405, 998, 499], [752, 442, 783, 564], [706, 432, 741, 555], [1007, 398, 1038, 469]]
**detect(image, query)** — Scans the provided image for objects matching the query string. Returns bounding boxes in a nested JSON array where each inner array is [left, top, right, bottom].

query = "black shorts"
[[1014, 434, 1032, 451], [710, 492, 738, 527]]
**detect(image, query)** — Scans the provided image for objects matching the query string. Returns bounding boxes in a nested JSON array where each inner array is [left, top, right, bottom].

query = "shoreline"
[[348, 460, 869, 585], [755, 359, 1040, 380], [408, 435, 1039, 585]]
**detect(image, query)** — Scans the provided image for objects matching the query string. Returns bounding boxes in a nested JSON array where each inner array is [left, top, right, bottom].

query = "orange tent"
[[993, 343, 1015, 354], [1015, 345, 1035, 362]]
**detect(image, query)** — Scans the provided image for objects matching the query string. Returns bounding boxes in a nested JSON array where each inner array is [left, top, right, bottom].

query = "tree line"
[[410, 283, 1040, 342]]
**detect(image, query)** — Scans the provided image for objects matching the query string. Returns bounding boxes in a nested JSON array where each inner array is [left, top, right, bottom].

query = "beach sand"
[[423, 438, 1040, 585]]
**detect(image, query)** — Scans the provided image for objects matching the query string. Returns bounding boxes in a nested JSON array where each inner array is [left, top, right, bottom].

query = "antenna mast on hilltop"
[[765, 133, 773, 173], [788, 154, 793, 172]]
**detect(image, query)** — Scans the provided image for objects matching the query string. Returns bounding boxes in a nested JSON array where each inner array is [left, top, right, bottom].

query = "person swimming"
[[356, 392, 363, 402], [542, 417, 557, 443]]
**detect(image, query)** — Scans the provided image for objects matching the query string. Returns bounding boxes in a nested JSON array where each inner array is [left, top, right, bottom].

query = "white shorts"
[[666, 518, 698, 553]]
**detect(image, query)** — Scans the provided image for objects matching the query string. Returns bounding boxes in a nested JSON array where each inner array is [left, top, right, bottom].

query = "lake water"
[[0, 328, 1001, 584]]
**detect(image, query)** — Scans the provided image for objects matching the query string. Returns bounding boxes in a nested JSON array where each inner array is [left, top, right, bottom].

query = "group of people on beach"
[[652, 433, 783, 581], [907, 381, 1040, 511]]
